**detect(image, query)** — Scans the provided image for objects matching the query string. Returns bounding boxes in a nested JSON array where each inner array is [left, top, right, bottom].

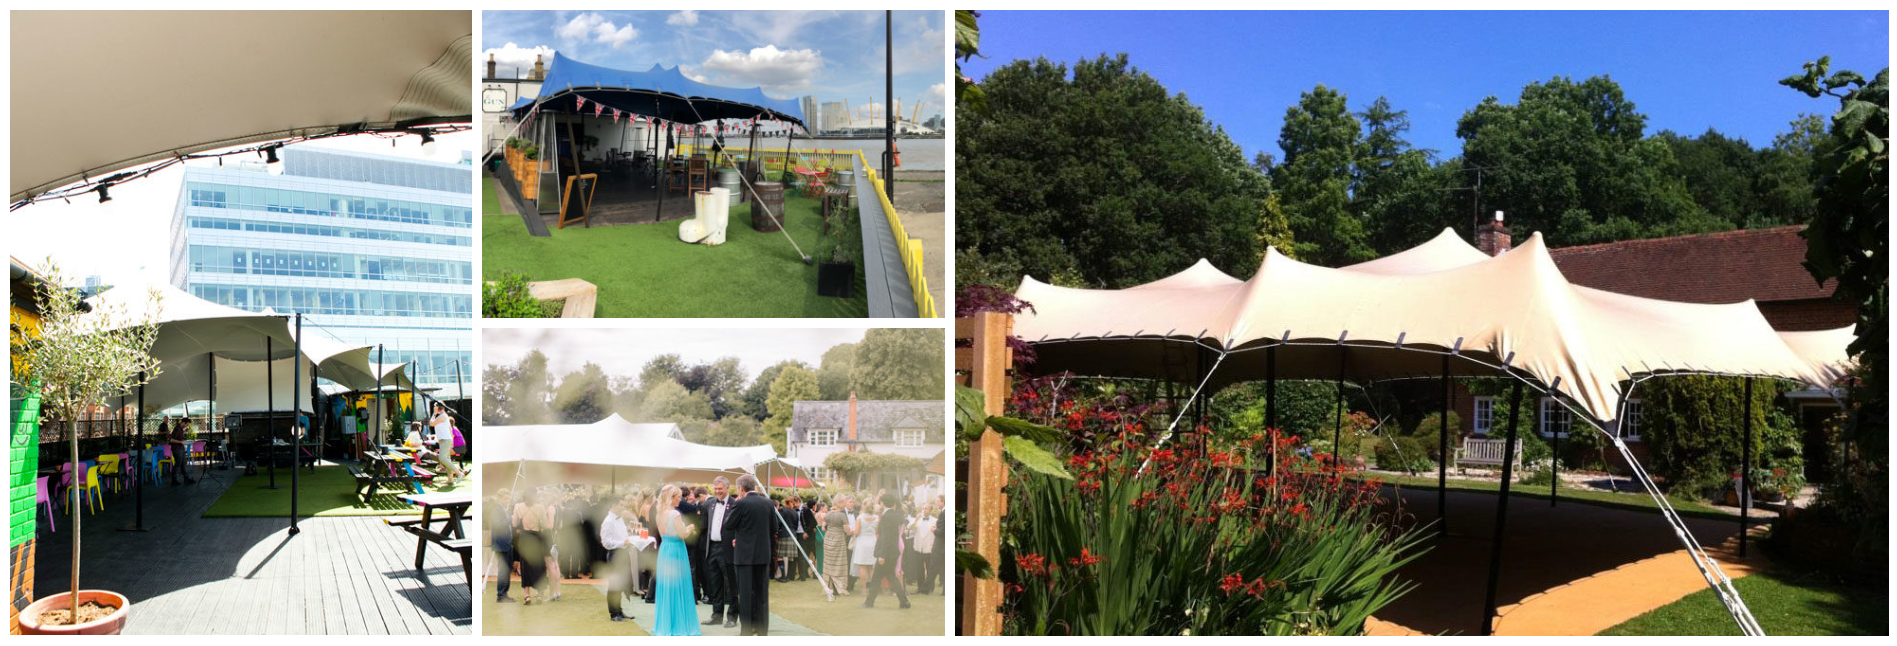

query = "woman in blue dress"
[[653, 484, 701, 636]]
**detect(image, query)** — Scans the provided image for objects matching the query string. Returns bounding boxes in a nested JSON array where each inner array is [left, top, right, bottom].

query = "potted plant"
[[817, 223, 856, 298], [14, 261, 162, 635]]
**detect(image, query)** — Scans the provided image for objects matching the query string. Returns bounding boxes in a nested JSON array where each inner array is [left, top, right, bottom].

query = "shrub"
[[1373, 436, 1433, 474], [1639, 375, 1802, 500], [482, 271, 561, 318], [1000, 400, 1426, 636]]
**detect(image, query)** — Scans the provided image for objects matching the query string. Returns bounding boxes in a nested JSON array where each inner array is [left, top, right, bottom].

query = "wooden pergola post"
[[956, 312, 1011, 636]]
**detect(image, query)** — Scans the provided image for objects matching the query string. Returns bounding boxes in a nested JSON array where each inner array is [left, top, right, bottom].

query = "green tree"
[[957, 54, 1278, 288], [641, 380, 713, 422], [1657, 128, 1762, 228], [502, 349, 555, 424], [1354, 97, 1450, 255], [1753, 114, 1827, 226], [764, 366, 819, 455], [1456, 75, 1717, 245], [816, 342, 857, 401], [1274, 85, 1370, 265], [850, 328, 945, 400], [739, 359, 811, 420], [552, 363, 612, 424], [639, 353, 686, 390], [481, 363, 517, 426], [703, 415, 765, 447]]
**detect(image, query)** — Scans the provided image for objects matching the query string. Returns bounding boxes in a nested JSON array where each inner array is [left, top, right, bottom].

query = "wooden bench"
[[1457, 437, 1522, 470], [394, 492, 475, 583], [350, 454, 431, 503], [443, 538, 474, 582]]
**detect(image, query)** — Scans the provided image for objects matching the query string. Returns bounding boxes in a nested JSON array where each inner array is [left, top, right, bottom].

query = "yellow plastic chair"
[[77, 466, 104, 514], [96, 454, 122, 493]]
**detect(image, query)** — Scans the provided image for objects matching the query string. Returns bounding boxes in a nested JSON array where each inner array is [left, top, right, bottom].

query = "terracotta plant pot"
[[17, 590, 130, 635]]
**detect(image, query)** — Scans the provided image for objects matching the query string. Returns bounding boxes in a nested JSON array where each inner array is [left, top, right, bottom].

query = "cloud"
[[925, 83, 946, 107], [484, 42, 556, 77], [701, 45, 824, 94], [556, 12, 638, 49], [667, 10, 699, 27]]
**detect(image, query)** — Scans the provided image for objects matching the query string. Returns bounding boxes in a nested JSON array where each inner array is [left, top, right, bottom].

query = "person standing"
[[653, 485, 701, 636], [863, 492, 911, 609], [774, 497, 800, 582], [427, 402, 464, 483], [168, 417, 195, 484], [723, 475, 779, 636], [513, 489, 550, 604], [491, 491, 517, 603], [690, 486, 710, 603], [911, 501, 940, 594], [821, 494, 852, 597], [793, 497, 817, 582], [700, 477, 738, 629], [850, 498, 879, 595], [601, 499, 635, 621]]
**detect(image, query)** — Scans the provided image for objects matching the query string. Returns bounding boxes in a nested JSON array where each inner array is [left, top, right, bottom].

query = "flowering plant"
[[999, 384, 1426, 635]]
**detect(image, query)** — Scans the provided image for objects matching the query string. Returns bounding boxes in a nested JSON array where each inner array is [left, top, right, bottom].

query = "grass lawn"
[[1362, 472, 1729, 520], [483, 173, 504, 214], [482, 191, 869, 318], [1600, 568, 1888, 635], [202, 463, 465, 518], [481, 577, 942, 636]]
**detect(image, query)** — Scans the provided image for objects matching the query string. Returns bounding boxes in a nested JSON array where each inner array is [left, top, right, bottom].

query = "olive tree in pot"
[[14, 261, 162, 634]]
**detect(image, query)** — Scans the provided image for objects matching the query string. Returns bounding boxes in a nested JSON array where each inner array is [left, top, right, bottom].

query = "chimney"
[[1477, 210, 1511, 256], [486, 53, 496, 80], [531, 55, 546, 81], [847, 392, 858, 442]]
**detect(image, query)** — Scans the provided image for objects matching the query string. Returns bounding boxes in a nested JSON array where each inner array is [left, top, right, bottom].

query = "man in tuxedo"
[[599, 499, 634, 621], [724, 474, 780, 635], [689, 486, 710, 602], [792, 497, 817, 581], [863, 492, 912, 609], [699, 477, 739, 628]]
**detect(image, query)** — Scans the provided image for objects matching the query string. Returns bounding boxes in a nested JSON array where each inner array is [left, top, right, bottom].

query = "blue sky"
[[962, 11, 1889, 162], [484, 10, 945, 121]]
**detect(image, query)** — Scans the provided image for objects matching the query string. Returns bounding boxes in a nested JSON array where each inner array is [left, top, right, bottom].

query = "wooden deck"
[[30, 461, 470, 634]]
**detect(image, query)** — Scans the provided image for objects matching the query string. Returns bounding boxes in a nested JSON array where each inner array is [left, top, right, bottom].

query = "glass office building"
[[168, 147, 476, 397]]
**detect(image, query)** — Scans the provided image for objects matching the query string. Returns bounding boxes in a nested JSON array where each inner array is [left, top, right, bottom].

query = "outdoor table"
[[395, 491, 475, 581]]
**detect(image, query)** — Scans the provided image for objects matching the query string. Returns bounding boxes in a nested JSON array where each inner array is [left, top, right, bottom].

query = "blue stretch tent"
[[509, 52, 804, 126]]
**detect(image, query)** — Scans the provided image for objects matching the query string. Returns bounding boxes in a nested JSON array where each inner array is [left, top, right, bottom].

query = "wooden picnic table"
[[350, 451, 434, 503], [393, 491, 475, 582]]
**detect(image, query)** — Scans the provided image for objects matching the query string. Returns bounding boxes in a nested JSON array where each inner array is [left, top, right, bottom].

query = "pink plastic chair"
[[36, 476, 56, 532]]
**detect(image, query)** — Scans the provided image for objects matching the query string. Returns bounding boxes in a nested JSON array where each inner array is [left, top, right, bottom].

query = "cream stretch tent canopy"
[[9, 10, 471, 203], [479, 413, 793, 489], [1013, 231, 1827, 423], [86, 281, 413, 413]]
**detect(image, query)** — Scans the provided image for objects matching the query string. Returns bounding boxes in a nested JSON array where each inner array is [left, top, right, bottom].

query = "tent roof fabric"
[[10, 11, 471, 202], [1013, 231, 1836, 423], [510, 52, 804, 126], [1548, 225, 1837, 303], [480, 414, 783, 486]]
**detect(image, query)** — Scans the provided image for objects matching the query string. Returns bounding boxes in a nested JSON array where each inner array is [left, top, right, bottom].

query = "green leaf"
[[955, 548, 994, 579], [986, 415, 1062, 443], [1003, 435, 1072, 480], [956, 384, 989, 438]]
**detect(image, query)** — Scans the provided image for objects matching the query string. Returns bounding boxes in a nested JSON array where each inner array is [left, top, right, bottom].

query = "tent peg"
[[1452, 337, 1464, 354], [1338, 330, 1349, 343], [1280, 330, 1291, 343], [1549, 376, 1562, 389], [1502, 351, 1515, 367], [1395, 332, 1406, 349]]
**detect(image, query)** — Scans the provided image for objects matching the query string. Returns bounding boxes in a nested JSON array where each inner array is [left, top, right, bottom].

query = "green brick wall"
[[9, 388, 42, 548]]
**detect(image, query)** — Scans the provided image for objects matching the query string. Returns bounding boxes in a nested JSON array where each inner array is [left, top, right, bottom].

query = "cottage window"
[[809, 429, 837, 446], [895, 429, 924, 447], [1472, 397, 1494, 436], [1539, 398, 1572, 439]]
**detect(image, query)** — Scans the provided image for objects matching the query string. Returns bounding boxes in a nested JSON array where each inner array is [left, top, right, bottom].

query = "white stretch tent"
[[1013, 231, 1831, 423], [479, 413, 791, 489], [9, 11, 471, 203]]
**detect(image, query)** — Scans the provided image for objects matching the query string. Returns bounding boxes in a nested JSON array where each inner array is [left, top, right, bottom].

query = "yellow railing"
[[678, 145, 937, 318]]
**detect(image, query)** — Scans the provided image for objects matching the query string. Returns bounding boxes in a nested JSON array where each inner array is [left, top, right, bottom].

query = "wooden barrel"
[[751, 181, 784, 232]]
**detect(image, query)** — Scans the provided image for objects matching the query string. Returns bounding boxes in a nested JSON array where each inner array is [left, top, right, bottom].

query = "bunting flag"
[[575, 95, 586, 111], [593, 101, 605, 117], [611, 108, 622, 124]]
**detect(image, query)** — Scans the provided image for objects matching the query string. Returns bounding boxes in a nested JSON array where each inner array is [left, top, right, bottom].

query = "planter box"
[[18, 590, 130, 635], [818, 261, 855, 298]]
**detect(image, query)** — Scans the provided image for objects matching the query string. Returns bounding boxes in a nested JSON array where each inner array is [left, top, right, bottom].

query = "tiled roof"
[[1548, 226, 1838, 304], [788, 400, 945, 444]]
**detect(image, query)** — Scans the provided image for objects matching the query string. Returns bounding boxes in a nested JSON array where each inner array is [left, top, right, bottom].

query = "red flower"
[[1069, 548, 1102, 568], [1220, 573, 1245, 594], [1017, 553, 1049, 577]]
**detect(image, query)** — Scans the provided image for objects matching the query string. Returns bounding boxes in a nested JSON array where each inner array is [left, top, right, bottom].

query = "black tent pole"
[[377, 345, 385, 448], [1741, 376, 1753, 557], [1266, 345, 1278, 476], [1550, 402, 1561, 507], [119, 375, 151, 531], [657, 116, 669, 222], [212, 353, 224, 469], [263, 335, 280, 489], [885, 10, 897, 207], [1438, 353, 1449, 534], [290, 313, 301, 536], [1479, 378, 1526, 636], [1332, 350, 1346, 465]]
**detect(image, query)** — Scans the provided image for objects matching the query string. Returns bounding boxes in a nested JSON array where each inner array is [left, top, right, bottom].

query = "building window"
[[809, 429, 837, 447], [1621, 399, 1643, 442], [1472, 397, 1494, 436], [1539, 398, 1572, 439], [805, 466, 833, 484], [895, 429, 924, 447]]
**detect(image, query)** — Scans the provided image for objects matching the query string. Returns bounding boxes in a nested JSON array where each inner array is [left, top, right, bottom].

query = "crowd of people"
[[484, 474, 947, 636]]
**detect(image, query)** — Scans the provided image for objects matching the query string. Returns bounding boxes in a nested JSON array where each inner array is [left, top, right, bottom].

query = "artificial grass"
[[482, 174, 505, 215], [201, 463, 465, 518], [481, 195, 870, 318], [1599, 568, 1888, 635], [1363, 473, 1729, 520]]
